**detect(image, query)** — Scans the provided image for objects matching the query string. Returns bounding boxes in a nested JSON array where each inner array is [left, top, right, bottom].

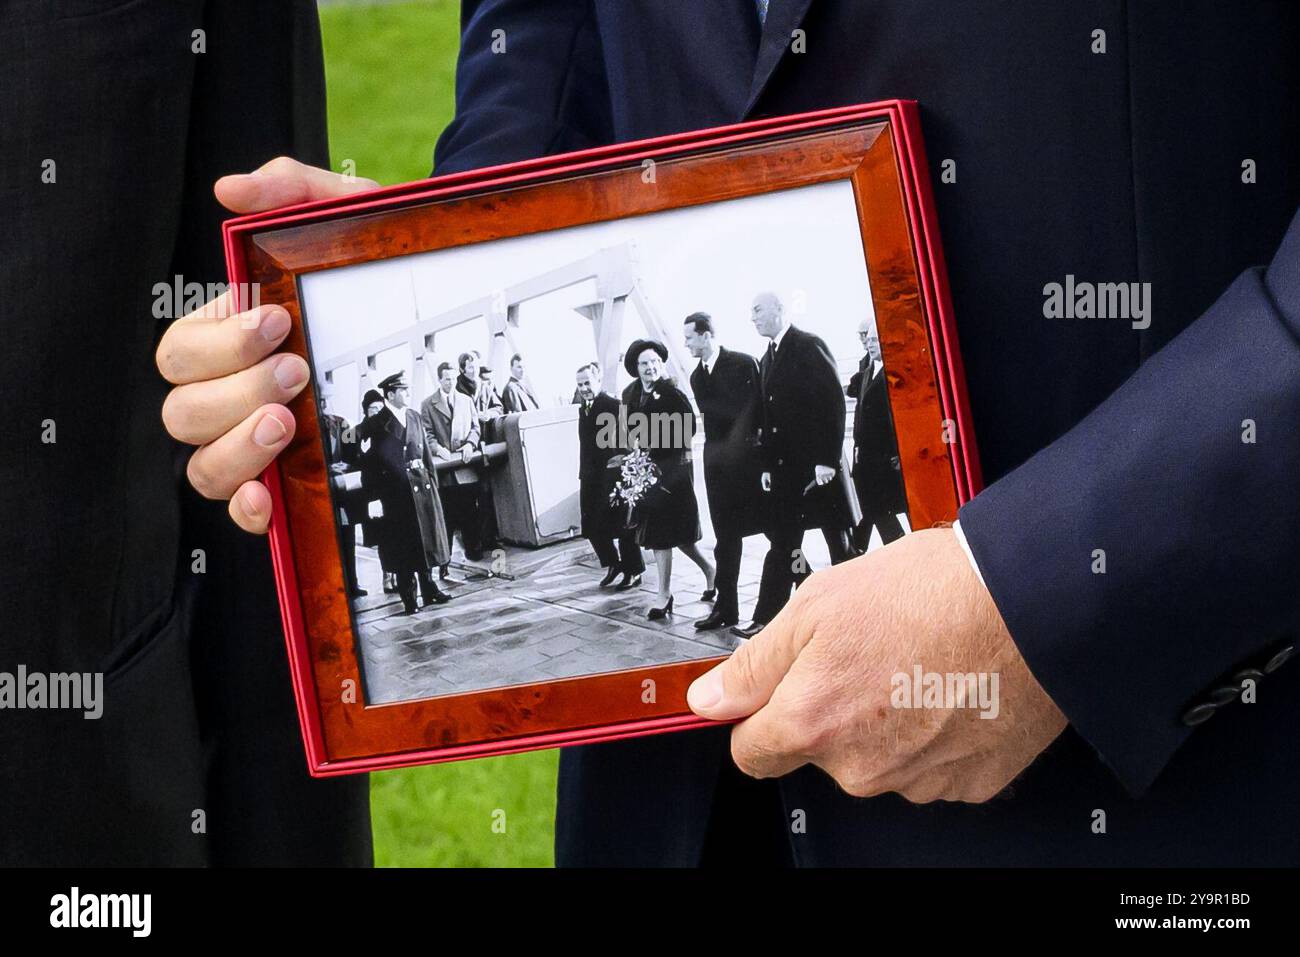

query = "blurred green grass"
[[321, 0, 459, 186], [320, 0, 560, 869]]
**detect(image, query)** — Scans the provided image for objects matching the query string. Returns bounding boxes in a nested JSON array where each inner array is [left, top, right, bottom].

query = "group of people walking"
[[324, 296, 907, 632], [575, 292, 910, 637], [323, 350, 542, 615]]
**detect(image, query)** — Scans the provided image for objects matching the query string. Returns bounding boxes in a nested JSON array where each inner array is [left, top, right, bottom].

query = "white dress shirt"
[[951, 519, 987, 587], [699, 348, 721, 375]]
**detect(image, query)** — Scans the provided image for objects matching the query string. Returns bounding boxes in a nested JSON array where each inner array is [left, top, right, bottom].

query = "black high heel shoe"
[[700, 587, 717, 602], [647, 596, 674, 620]]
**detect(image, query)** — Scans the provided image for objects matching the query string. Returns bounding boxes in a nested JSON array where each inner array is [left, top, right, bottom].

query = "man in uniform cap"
[[365, 372, 453, 614]]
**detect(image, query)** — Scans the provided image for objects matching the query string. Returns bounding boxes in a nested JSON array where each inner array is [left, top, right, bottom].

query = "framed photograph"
[[223, 100, 981, 776]]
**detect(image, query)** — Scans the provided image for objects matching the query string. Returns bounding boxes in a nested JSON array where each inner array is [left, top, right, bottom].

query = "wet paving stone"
[[353, 529, 833, 705]]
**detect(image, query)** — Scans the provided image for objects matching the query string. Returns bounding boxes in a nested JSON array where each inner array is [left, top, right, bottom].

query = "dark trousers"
[[441, 482, 484, 562], [589, 529, 646, 575], [855, 510, 906, 552], [700, 757, 795, 867], [752, 510, 854, 625], [852, 464, 907, 552], [396, 568, 439, 611], [0, 0, 372, 866], [340, 521, 359, 594], [712, 532, 744, 620], [475, 479, 499, 553]]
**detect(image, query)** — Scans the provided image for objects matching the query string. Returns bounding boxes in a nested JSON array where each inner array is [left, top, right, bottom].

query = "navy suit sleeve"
[[432, 0, 612, 175], [959, 208, 1300, 796]]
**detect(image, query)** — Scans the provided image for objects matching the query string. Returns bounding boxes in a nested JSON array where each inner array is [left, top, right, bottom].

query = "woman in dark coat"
[[620, 340, 716, 619]]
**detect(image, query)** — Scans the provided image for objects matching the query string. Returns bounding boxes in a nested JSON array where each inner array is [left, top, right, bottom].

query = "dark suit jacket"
[[436, 0, 1300, 866], [324, 413, 359, 468], [324, 412, 369, 523], [0, 0, 370, 866], [758, 325, 850, 529], [847, 356, 906, 514], [689, 347, 764, 538], [576, 392, 623, 537], [577, 392, 623, 481], [757, 325, 845, 474]]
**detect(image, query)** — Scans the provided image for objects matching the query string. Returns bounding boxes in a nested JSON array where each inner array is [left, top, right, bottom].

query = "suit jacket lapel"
[[435, 391, 453, 424], [745, 0, 816, 114], [760, 341, 776, 388], [770, 327, 797, 382]]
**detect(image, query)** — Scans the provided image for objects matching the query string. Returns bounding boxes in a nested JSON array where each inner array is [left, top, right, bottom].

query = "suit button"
[[1181, 702, 1220, 727], [1264, 644, 1295, 673], [777, 458, 784, 466]]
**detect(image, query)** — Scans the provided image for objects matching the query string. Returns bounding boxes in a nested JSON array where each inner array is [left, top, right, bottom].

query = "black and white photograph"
[[300, 180, 911, 705], [13, 0, 1300, 888]]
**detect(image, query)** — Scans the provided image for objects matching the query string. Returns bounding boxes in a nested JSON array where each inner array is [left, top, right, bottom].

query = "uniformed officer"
[[364, 373, 453, 614]]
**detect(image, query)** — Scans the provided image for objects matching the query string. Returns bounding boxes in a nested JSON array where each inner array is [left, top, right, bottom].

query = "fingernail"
[[253, 413, 288, 447], [239, 489, 266, 520], [273, 355, 308, 390], [687, 668, 723, 712], [259, 308, 290, 342]]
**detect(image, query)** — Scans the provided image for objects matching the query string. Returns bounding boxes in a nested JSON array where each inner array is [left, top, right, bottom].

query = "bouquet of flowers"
[[610, 446, 661, 520]]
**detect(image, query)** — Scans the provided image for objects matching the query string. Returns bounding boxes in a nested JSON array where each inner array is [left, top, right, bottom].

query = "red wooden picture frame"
[[223, 100, 980, 776]]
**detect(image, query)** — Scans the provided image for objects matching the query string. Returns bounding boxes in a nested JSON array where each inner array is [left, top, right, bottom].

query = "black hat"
[[624, 338, 669, 378], [361, 389, 383, 409], [377, 372, 407, 395]]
